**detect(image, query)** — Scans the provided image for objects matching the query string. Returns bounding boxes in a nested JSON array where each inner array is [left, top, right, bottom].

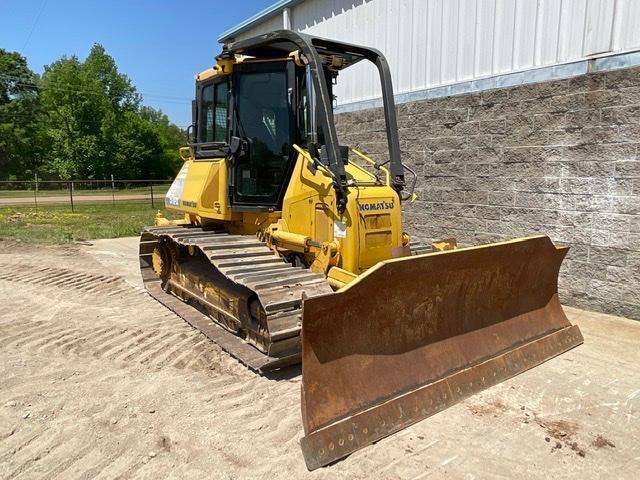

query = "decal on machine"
[[358, 199, 394, 211], [165, 163, 189, 207]]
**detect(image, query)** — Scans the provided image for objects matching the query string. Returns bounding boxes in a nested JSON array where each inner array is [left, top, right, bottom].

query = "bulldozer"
[[139, 30, 583, 470]]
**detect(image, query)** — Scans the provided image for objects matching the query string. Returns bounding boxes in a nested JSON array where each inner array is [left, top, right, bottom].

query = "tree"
[[140, 106, 184, 177], [39, 54, 102, 178], [0, 44, 184, 181], [40, 44, 139, 179], [112, 110, 163, 179], [0, 49, 44, 179], [83, 44, 140, 111]]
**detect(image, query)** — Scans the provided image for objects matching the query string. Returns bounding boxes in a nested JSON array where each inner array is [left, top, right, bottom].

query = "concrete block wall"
[[336, 66, 640, 320]]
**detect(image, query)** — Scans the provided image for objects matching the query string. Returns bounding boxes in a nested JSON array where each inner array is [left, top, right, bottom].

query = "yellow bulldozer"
[[139, 30, 583, 470]]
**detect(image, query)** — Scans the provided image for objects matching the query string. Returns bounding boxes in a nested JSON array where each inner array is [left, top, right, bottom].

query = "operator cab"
[[193, 57, 318, 210], [190, 31, 406, 213]]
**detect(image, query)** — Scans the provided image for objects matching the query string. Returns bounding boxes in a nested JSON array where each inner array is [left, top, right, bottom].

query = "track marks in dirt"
[[0, 262, 235, 377], [0, 429, 47, 465], [0, 424, 145, 480], [34, 442, 96, 480], [1, 341, 225, 479], [0, 264, 123, 292], [0, 264, 129, 297], [0, 244, 302, 479], [0, 319, 225, 376]]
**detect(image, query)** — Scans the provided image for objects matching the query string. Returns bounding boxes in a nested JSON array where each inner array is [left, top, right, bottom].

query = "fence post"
[[34, 174, 38, 213], [111, 174, 115, 206], [69, 181, 75, 213], [150, 183, 155, 209]]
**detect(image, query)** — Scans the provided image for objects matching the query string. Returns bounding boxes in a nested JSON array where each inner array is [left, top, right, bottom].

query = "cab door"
[[229, 60, 296, 211]]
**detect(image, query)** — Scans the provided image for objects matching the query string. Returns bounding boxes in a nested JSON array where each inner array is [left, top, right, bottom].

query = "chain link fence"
[[0, 178, 173, 211]]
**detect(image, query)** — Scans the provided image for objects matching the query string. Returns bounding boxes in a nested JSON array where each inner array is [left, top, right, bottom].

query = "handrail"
[[292, 144, 338, 181], [350, 148, 390, 187]]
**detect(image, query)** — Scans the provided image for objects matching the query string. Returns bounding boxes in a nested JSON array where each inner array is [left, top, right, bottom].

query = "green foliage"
[[0, 49, 45, 178], [140, 106, 184, 176], [0, 44, 185, 181]]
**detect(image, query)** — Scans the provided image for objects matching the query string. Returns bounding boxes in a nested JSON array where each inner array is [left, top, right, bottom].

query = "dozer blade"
[[300, 235, 583, 470]]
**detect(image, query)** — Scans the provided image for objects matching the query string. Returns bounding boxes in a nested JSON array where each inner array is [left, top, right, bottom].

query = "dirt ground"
[[0, 237, 638, 479]]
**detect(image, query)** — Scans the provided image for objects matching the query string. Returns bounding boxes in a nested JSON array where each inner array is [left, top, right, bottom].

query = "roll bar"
[[223, 30, 405, 212]]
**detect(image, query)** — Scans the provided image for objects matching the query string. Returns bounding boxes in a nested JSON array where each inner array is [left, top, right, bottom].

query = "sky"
[[0, 0, 275, 128]]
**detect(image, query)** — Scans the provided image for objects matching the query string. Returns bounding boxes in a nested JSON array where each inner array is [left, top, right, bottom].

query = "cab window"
[[199, 81, 228, 144]]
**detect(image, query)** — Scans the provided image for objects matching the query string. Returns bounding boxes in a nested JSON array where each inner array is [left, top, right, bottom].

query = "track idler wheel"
[[151, 239, 176, 279]]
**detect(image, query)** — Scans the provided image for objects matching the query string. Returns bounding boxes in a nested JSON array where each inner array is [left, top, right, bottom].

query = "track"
[[139, 226, 333, 372]]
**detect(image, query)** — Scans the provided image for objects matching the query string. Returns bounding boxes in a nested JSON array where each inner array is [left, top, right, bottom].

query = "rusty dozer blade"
[[300, 235, 583, 470]]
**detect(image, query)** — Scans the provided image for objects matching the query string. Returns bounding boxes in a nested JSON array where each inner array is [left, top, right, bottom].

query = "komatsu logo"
[[359, 200, 394, 211]]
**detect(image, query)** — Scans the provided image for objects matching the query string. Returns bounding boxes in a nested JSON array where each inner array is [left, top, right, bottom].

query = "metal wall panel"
[[613, 0, 640, 51], [584, 0, 615, 56], [475, 0, 496, 77], [231, 0, 640, 106], [235, 13, 284, 39]]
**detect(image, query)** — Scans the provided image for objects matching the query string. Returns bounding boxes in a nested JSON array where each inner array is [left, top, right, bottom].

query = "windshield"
[[234, 65, 292, 204]]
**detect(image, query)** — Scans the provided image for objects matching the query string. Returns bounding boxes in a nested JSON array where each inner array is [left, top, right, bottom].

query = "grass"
[[0, 202, 183, 244], [0, 184, 171, 198]]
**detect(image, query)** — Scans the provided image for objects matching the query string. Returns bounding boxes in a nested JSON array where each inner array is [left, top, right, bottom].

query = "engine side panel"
[[164, 157, 236, 222], [281, 151, 404, 275]]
